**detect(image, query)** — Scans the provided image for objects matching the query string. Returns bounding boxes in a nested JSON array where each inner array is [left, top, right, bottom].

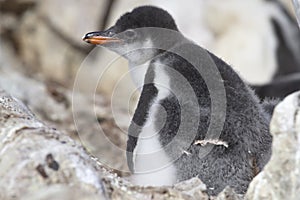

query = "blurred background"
[[1, 0, 300, 175], [1, 0, 299, 102]]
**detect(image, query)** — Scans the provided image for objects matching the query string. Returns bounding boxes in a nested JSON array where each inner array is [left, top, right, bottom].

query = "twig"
[[194, 139, 229, 148]]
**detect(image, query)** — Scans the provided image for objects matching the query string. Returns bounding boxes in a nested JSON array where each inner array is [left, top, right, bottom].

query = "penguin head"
[[113, 6, 179, 32], [83, 6, 180, 64]]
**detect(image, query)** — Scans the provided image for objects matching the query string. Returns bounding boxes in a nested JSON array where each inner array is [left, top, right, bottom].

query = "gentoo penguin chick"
[[83, 6, 272, 196]]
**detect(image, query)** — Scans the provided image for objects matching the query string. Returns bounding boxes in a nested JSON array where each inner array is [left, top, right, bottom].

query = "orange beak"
[[82, 32, 121, 45]]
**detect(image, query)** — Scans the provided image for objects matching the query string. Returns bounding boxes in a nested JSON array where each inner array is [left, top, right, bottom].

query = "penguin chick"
[[83, 6, 272, 196]]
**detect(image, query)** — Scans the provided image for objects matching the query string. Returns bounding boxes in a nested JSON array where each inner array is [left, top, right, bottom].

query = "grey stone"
[[38, 0, 106, 46], [246, 91, 300, 200], [0, 90, 105, 199]]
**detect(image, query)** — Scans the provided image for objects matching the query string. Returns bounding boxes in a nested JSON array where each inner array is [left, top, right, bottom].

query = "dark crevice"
[[1, 29, 21, 55], [99, 0, 116, 30], [0, 0, 37, 54], [293, 94, 300, 132], [0, 0, 36, 16]]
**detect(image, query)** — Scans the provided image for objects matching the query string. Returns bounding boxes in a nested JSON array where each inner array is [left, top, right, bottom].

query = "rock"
[[22, 185, 105, 200], [0, 58, 70, 124], [281, 0, 297, 18], [174, 177, 208, 200], [18, 11, 85, 85], [0, 90, 105, 199], [0, 13, 18, 34], [0, 0, 36, 14], [0, 43, 130, 174], [101, 174, 240, 200], [202, 0, 278, 85], [38, 0, 106, 47], [13, 0, 111, 87], [246, 91, 300, 200], [214, 187, 243, 200]]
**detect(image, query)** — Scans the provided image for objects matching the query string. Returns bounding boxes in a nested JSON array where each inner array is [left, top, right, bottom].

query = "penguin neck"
[[128, 60, 152, 90], [128, 49, 165, 90]]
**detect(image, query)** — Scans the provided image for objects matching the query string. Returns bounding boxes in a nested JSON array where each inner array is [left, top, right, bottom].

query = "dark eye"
[[125, 29, 136, 39], [107, 30, 113, 36]]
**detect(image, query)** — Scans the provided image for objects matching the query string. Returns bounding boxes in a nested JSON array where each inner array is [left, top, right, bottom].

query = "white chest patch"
[[128, 61, 150, 90], [131, 61, 177, 186], [127, 39, 155, 90]]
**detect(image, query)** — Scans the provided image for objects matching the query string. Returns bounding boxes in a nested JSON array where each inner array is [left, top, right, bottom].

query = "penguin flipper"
[[126, 69, 158, 173]]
